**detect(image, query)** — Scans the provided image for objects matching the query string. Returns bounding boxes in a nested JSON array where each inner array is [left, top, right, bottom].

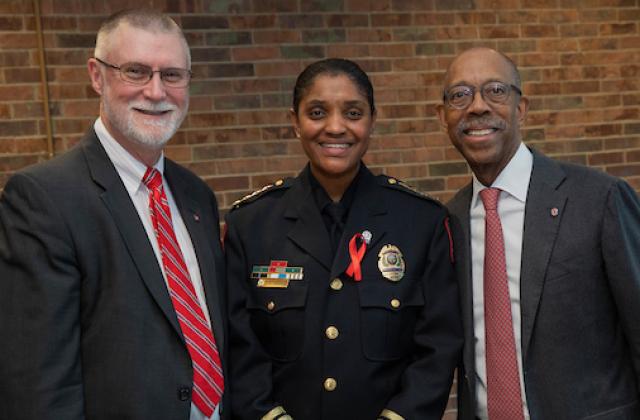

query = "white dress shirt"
[[470, 142, 532, 420], [94, 118, 219, 420]]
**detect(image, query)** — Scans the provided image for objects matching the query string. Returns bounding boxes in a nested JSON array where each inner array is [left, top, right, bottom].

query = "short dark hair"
[[292, 58, 375, 115]]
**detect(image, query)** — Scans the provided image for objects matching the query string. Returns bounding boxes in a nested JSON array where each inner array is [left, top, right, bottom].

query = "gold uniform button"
[[266, 301, 276, 311], [390, 298, 400, 309], [324, 377, 337, 391], [275, 179, 284, 186], [388, 178, 397, 184], [325, 326, 339, 340], [330, 278, 343, 290]]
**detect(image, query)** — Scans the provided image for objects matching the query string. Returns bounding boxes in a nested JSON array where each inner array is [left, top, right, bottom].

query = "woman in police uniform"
[[225, 58, 462, 420]]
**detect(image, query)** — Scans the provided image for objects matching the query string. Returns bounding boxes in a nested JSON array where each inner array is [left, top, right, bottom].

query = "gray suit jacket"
[[0, 129, 228, 419], [448, 149, 640, 420]]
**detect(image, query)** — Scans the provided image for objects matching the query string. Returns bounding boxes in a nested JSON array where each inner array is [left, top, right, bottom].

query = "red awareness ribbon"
[[346, 232, 367, 281]]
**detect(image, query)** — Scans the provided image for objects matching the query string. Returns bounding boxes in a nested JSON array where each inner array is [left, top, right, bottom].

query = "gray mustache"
[[458, 117, 506, 132]]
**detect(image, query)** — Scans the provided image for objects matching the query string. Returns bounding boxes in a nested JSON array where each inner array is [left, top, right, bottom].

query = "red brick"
[[0, 33, 38, 49], [188, 112, 237, 128], [253, 30, 301, 44], [580, 9, 617, 22], [583, 94, 621, 108], [0, 0, 33, 13], [560, 24, 598, 37], [522, 24, 559, 38], [579, 38, 619, 51], [214, 95, 261, 110], [3, 67, 40, 83], [346, 0, 392, 12], [392, 57, 438, 72], [229, 15, 276, 29], [44, 50, 90, 66], [589, 151, 624, 165], [475, 0, 520, 10], [436, 26, 478, 39], [560, 81, 600, 94], [326, 44, 370, 58], [0, 85, 36, 101], [386, 163, 428, 179], [253, 0, 298, 12], [52, 67, 89, 83], [414, 12, 455, 25], [254, 61, 303, 77], [232, 78, 281, 94], [370, 43, 414, 57], [232, 46, 280, 61], [348, 28, 393, 42], [599, 23, 637, 35], [205, 175, 250, 191], [536, 38, 578, 52], [370, 13, 412, 27], [326, 14, 369, 27], [164, 145, 192, 162], [41, 16, 78, 30], [537, 10, 579, 23], [277, 14, 324, 29], [237, 110, 289, 125], [606, 164, 640, 177]]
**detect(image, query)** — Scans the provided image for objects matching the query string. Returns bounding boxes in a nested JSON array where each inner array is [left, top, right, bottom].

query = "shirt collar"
[[471, 142, 533, 209], [306, 163, 362, 216], [93, 117, 165, 195]]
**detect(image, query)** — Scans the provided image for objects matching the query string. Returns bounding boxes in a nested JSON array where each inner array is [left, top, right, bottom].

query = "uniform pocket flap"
[[357, 278, 424, 310], [246, 285, 308, 314]]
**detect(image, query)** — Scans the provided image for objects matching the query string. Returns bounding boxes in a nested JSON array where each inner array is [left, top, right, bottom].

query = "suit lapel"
[[331, 168, 387, 278], [165, 161, 225, 352], [82, 131, 182, 339], [447, 184, 475, 395], [520, 150, 567, 361], [284, 175, 334, 271]]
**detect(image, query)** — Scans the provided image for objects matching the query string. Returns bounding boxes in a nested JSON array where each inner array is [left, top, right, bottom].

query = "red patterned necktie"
[[480, 188, 524, 420], [143, 167, 223, 417]]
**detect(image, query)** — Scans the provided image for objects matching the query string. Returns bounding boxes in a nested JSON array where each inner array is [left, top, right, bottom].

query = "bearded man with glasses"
[[0, 8, 228, 420], [439, 47, 640, 420]]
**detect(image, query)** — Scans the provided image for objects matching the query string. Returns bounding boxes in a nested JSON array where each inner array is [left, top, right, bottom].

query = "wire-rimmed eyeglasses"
[[94, 57, 192, 88], [443, 81, 522, 109]]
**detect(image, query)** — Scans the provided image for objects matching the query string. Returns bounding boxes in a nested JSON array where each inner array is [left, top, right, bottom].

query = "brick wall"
[[1, 0, 639, 415]]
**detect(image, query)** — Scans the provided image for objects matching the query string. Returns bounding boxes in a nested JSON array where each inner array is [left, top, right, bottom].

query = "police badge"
[[377, 244, 405, 282]]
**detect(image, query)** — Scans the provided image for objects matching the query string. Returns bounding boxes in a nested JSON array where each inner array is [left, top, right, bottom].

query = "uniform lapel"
[[165, 160, 225, 352], [331, 167, 387, 279], [284, 175, 333, 271], [520, 150, 567, 361], [82, 130, 182, 338]]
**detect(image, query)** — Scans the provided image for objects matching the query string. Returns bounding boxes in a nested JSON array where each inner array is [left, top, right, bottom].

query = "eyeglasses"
[[94, 57, 192, 88], [443, 81, 522, 109]]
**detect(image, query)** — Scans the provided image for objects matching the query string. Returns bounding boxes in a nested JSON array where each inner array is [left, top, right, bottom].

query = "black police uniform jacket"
[[225, 164, 462, 420]]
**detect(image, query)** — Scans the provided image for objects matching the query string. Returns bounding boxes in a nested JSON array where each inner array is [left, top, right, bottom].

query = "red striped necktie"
[[480, 187, 524, 420], [143, 167, 223, 417]]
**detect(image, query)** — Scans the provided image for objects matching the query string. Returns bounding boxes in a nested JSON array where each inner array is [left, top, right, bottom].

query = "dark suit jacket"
[[448, 148, 640, 420], [225, 165, 462, 420], [0, 129, 228, 420]]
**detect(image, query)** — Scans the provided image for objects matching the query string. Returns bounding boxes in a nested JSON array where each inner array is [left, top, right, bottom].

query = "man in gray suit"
[[0, 9, 227, 419], [439, 47, 640, 419]]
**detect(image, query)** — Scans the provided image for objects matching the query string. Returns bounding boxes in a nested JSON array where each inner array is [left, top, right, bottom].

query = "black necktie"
[[325, 201, 345, 254]]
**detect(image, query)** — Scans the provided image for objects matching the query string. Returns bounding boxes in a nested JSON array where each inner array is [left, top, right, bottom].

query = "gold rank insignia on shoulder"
[[232, 179, 287, 209], [378, 244, 405, 282], [383, 176, 440, 203], [251, 260, 304, 288]]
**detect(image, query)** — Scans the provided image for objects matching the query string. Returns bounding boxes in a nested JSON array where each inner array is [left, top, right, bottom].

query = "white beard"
[[102, 88, 188, 150]]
